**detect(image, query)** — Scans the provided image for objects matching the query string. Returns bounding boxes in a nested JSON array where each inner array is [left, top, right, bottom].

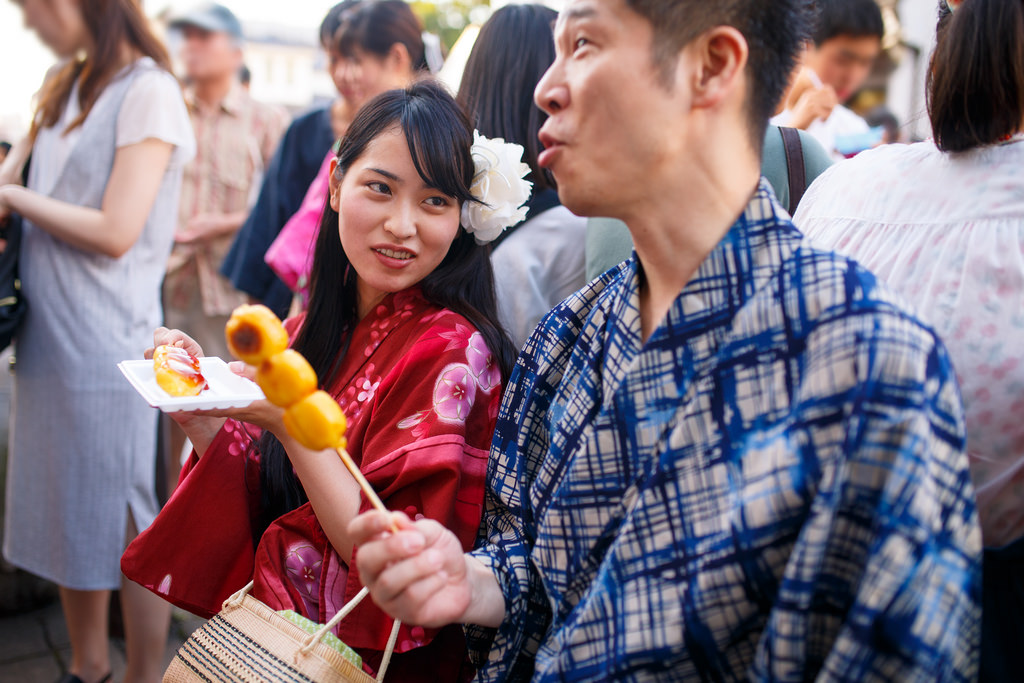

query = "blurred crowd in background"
[[0, 0, 953, 148]]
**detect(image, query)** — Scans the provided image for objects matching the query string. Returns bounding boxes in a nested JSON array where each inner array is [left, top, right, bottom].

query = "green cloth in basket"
[[277, 610, 363, 668]]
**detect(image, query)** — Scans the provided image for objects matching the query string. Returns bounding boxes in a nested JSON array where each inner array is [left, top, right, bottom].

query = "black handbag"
[[0, 154, 30, 351], [0, 211, 26, 351]]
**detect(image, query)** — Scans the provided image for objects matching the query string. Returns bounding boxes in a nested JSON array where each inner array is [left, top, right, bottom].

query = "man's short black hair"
[[0, 141, 11, 155], [813, 0, 885, 46], [625, 0, 814, 150]]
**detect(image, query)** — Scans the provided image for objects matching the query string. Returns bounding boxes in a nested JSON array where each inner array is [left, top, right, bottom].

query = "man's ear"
[[688, 26, 749, 110], [329, 158, 342, 211]]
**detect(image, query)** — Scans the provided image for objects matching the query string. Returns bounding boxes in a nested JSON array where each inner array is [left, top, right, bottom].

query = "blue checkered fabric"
[[466, 180, 981, 682]]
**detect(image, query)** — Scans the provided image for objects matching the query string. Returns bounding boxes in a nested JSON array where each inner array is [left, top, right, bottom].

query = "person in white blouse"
[[0, 2, 194, 683], [794, 1, 1024, 678]]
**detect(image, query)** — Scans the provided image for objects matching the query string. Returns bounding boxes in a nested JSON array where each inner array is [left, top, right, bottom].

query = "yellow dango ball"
[[257, 349, 317, 408], [225, 304, 289, 366], [282, 390, 348, 451]]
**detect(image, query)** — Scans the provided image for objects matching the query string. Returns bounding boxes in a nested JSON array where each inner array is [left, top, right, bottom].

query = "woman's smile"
[[372, 245, 417, 268]]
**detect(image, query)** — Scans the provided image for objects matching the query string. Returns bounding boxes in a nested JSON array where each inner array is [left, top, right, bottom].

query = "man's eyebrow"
[[556, 3, 598, 33], [840, 48, 875, 60], [368, 167, 400, 182]]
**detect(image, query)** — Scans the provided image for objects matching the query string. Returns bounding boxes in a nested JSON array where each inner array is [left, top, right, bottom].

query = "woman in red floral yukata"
[[122, 81, 530, 681]]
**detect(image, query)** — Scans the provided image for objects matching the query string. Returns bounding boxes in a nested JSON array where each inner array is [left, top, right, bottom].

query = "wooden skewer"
[[336, 446, 399, 532]]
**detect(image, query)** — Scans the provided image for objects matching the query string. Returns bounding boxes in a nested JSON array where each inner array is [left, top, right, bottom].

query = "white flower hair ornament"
[[461, 131, 534, 244]]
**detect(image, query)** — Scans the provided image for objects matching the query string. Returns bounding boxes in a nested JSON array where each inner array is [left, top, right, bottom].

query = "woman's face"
[[332, 45, 411, 112], [18, 0, 89, 58], [326, 47, 352, 97], [330, 128, 462, 315]]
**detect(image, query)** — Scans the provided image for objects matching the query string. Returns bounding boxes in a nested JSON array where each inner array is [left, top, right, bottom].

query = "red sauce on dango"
[[157, 346, 208, 391]]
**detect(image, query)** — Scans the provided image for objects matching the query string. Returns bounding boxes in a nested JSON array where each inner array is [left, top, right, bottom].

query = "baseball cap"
[[169, 3, 243, 40]]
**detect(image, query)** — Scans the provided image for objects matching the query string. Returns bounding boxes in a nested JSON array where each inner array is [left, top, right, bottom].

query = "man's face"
[[535, 0, 691, 218], [179, 25, 241, 83], [806, 35, 881, 102]]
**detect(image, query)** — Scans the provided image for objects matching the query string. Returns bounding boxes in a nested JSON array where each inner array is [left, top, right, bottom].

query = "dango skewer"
[[226, 305, 396, 529]]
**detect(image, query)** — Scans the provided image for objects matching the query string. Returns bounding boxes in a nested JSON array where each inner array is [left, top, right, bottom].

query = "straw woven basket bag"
[[164, 581, 401, 683]]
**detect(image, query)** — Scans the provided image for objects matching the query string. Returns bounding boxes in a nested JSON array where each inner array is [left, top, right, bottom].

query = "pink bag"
[[265, 152, 334, 303]]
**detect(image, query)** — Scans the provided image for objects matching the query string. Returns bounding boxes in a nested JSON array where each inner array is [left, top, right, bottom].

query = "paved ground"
[[0, 604, 205, 682]]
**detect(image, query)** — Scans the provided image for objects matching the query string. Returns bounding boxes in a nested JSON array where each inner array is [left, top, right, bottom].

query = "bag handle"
[[779, 126, 807, 216], [222, 580, 256, 609], [223, 581, 402, 682]]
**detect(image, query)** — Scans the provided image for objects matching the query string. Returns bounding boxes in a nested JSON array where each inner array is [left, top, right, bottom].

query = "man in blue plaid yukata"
[[350, 0, 982, 680]]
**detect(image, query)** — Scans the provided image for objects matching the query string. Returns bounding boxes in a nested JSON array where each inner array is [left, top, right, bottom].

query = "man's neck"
[[625, 144, 761, 342], [192, 76, 235, 110]]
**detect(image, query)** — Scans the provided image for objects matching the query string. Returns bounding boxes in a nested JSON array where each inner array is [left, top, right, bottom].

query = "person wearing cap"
[[165, 3, 288, 361], [163, 3, 288, 484], [219, 2, 360, 320]]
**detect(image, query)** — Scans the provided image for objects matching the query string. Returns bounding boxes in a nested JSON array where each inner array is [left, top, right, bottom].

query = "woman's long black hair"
[[457, 4, 558, 194], [254, 82, 517, 534]]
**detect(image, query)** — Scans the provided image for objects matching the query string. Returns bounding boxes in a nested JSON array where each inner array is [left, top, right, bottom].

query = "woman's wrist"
[[183, 416, 228, 458], [0, 184, 24, 212]]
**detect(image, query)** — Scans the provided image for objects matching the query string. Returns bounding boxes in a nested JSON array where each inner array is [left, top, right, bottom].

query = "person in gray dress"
[[0, 2, 194, 682]]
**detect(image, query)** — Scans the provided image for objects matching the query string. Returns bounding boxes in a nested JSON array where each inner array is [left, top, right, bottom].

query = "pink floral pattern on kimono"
[[434, 364, 478, 423], [222, 418, 254, 458], [339, 363, 382, 422], [398, 330, 501, 437], [467, 332, 501, 393], [284, 542, 323, 617]]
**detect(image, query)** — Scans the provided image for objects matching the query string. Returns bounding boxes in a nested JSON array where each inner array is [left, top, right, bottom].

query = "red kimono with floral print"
[[122, 288, 501, 681]]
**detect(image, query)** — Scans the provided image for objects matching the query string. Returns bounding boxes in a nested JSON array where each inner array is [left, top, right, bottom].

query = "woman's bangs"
[[335, 25, 363, 59], [401, 105, 475, 204]]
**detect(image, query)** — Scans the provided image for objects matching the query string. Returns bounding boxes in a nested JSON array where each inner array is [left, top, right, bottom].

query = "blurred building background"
[[0, 0, 940, 152], [861, 0, 940, 141]]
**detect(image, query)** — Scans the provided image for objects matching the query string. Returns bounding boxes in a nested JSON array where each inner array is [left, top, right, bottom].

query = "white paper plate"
[[118, 357, 265, 413]]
